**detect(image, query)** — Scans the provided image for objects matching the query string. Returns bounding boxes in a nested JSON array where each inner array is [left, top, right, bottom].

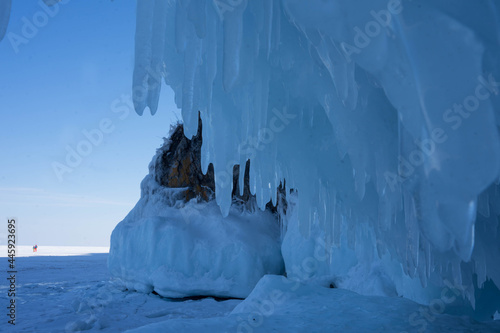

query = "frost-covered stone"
[[109, 123, 284, 298]]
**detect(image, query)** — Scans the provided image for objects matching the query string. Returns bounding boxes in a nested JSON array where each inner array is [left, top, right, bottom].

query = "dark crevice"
[[151, 290, 244, 302]]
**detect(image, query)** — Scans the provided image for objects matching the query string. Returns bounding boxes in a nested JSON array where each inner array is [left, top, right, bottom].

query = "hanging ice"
[[131, 0, 500, 311]]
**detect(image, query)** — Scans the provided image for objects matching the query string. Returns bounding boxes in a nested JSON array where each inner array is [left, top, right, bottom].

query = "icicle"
[[181, 30, 202, 138], [205, 6, 218, 115], [404, 193, 419, 278], [324, 189, 334, 248], [187, 0, 207, 38], [175, 1, 188, 53], [222, 0, 247, 92], [132, 0, 155, 115], [200, 111, 211, 175], [214, 162, 233, 218], [249, 158, 257, 196], [262, 0, 273, 59], [271, 166, 280, 207], [347, 209, 355, 250], [146, 0, 169, 115], [333, 197, 341, 247], [271, 0, 281, 51]]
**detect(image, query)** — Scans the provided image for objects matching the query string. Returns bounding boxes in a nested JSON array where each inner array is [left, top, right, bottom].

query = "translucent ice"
[[132, 0, 500, 310]]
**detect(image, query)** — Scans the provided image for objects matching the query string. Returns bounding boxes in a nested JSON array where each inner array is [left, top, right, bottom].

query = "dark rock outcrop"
[[153, 117, 215, 202], [151, 115, 286, 213]]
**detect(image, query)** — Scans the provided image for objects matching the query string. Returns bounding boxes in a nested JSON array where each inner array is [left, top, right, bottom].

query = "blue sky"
[[0, 0, 180, 246]]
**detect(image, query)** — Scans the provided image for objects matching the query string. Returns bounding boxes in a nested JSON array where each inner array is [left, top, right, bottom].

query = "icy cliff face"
[[132, 0, 500, 310]]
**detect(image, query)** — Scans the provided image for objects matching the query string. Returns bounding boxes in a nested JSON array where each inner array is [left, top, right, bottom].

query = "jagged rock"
[[153, 117, 215, 202], [108, 117, 285, 299], [151, 116, 283, 213]]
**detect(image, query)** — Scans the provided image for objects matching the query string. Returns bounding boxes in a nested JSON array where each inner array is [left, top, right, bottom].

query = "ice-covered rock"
[[152, 118, 216, 202], [109, 123, 284, 298]]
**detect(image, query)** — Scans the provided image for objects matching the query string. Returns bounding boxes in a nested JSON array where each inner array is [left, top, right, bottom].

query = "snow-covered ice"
[[0, 247, 241, 332], [3, 249, 499, 332], [126, 275, 500, 333]]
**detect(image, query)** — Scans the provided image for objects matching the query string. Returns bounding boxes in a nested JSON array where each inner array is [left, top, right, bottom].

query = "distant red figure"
[[33, 244, 38, 252]]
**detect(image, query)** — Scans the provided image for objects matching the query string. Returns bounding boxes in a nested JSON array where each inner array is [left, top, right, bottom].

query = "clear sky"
[[0, 0, 180, 246]]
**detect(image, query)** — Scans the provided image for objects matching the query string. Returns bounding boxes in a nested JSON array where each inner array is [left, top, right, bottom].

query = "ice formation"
[[131, 0, 500, 311], [109, 133, 284, 298], [109, 204, 283, 298]]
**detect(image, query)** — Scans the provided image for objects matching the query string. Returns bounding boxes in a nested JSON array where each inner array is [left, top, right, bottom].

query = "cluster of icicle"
[[132, 0, 500, 306]]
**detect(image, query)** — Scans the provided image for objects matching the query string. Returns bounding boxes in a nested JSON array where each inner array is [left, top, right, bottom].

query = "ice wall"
[[132, 0, 500, 309]]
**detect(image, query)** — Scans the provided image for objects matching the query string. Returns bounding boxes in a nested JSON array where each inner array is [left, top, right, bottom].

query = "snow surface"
[[0, 248, 241, 332], [5, 249, 500, 332], [0, 245, 109, 257], [126, 275, 500, 333], [131, 0, 500, 311], [109, 145, 284, 298]]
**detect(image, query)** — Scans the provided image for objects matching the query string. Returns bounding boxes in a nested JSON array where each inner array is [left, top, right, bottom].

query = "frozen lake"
[[1, 246, 500, 332], [0, 247, 240, 332]]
